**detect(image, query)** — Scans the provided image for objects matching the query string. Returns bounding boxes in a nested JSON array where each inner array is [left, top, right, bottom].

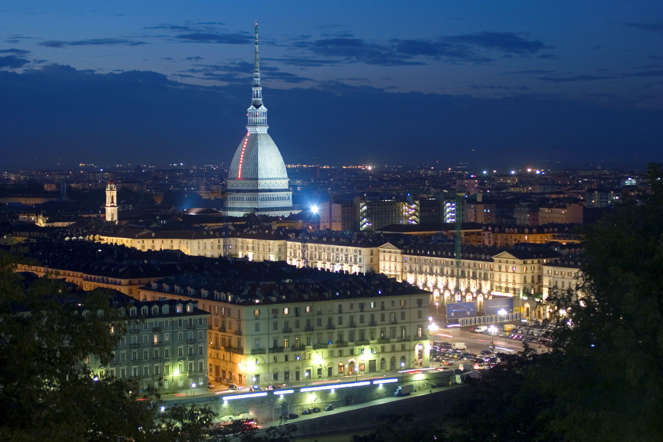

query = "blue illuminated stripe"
[[272, 389, 295, 395], [300, 381, 371, 392], [223, 392, 268, 401], [372, 378, 399, 385]]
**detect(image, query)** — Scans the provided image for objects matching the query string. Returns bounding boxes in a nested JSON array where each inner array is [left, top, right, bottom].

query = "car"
[[302, 409, 311, 415], [287, 413, 298, 420], [325, 404, 334, 411], [250, 385, 261, 392], [480, 349, 493, 356], [228, 384, 238, 390], [312, 407, 321, 413]]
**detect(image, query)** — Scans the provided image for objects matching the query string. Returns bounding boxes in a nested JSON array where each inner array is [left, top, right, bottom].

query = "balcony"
[[251, 348, 266, 355], [369, 320, 377, 326], [304, 325, 313, 332], [282, 327, 292, 333], [269, 346, 285, 353], [228, 347, 244, 354], [326, 324, 335, 330], [356, 339, 370, 345], [313, 343, 328, 349]]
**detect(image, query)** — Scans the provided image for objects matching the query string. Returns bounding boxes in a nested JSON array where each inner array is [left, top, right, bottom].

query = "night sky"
[[1, 1, 662, 169]]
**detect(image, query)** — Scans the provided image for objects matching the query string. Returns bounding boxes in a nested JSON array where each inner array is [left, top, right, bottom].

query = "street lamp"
[[487, 324, 498, 349]]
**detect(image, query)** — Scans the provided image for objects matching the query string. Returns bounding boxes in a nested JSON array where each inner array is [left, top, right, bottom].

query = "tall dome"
[[224, 22, 295, 217]]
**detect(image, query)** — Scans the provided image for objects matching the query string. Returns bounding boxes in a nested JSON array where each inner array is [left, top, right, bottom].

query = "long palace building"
[[92, 227, 584, 322]]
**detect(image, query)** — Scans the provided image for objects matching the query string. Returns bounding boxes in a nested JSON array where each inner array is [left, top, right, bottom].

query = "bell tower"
[[105, 181, 118, 223]]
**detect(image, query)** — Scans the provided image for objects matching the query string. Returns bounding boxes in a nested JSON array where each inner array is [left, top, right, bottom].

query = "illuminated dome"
[[227, 132, 288, 182], [224, 23, 295, 217]]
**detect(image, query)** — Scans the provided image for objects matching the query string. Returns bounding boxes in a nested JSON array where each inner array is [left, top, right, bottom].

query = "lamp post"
[[487, 324, 498, 349]]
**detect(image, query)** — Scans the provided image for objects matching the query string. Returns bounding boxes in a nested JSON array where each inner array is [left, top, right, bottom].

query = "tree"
[[360, 164, 663, 441], [0, 251, 217, 441]]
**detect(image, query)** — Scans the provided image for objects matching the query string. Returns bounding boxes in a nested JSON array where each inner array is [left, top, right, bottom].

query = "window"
[[254, 309, 260, 318], [283, 307, 289, 315]]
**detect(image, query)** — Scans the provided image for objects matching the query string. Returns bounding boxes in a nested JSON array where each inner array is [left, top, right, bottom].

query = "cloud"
[[145, 24, 196, 32], [538, 74, 614, 83], [264, 56, 340, 67], [294, 37, 424, 66], [0, 55, 30, 69], [183, 60, 310, 84], [470, 83, 530, 91], [392, 38, 490, 62], [185, 56, 203, 61], [627, 69, 663, 78], [625, 22, 663, 33], [1, 64, 662, 169], [5, 34, 31, 44], [0, 48, 30, 56], [288, 31, 549, 67], [40, 38, 146, 48], [509, 69, 555, 75], [445, 32, 547, 54], [175, 32, 251, 44]]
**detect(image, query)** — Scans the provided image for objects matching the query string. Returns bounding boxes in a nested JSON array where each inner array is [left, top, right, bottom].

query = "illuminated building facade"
[[224, 23, 294, 217], [87, 297, 209, 394], [105, 181, 118, 223], [93, 231, 582, 321], [140, 276, 430, 387], [357, 197, 420, 231]]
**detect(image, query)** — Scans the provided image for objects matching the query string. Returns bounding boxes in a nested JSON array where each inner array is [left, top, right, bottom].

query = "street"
[[429, 327, 547, 356]]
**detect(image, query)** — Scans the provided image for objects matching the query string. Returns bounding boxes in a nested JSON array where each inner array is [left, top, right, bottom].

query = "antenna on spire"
[[253, 21, 260, 81]]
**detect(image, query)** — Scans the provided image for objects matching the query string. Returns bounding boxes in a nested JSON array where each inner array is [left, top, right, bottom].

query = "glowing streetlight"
[[487, 324, 498, 349], [310, 204, 319, 215]]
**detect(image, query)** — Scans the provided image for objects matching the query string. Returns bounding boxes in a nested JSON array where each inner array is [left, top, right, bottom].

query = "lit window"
[[283, 307, 289, 315]]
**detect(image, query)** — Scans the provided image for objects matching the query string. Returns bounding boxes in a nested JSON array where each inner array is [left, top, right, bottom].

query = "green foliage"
[[0, 250, 218, 441], [357, 163, 663, 441]]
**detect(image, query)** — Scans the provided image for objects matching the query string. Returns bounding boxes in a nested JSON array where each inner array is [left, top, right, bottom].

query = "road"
[[429, 327, 546, 355]]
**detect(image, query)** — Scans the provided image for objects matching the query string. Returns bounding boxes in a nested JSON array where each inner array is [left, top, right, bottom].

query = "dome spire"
[[247, 21, 267, 131], [253, 21, 261, 90]]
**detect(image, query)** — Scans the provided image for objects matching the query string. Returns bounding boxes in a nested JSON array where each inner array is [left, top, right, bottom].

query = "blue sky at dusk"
[[1, 1, 662, 168]]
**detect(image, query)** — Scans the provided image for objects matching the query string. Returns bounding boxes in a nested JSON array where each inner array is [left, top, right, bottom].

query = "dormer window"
[[186, 303, 194, 313], [162, 305, 169, 315], [141, 306, 149, 316], [151, 305, 159, 316], [176, 304, 183, 314], [129, 307, 137, 317]]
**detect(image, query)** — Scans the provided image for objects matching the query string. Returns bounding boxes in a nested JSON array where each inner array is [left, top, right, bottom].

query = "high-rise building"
[[224, 23, 294, 217], [105, 181, 118, 223], [443, 200, 456, 223]]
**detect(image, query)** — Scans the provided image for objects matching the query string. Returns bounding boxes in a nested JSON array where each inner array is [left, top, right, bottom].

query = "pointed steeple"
[[247, 21, 268, 132], [253, 21, 261, 91]]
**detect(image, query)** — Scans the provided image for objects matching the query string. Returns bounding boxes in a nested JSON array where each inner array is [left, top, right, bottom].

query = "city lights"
[[300, 381, 371, 393]]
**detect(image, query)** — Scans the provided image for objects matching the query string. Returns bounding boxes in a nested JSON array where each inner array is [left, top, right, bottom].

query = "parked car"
[[394, 384, 414, 397], [250, 385, 261, 392], [287, 413, 298, 420], [325, 404, 334, 411], [228, 384, 238, 390]]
